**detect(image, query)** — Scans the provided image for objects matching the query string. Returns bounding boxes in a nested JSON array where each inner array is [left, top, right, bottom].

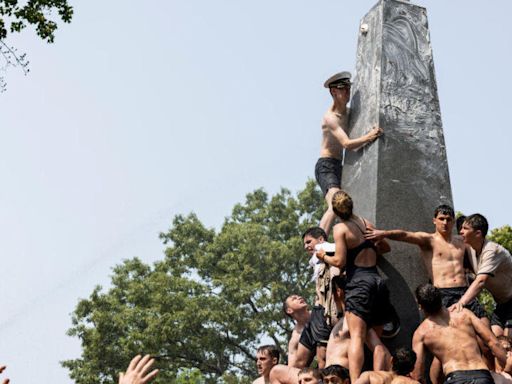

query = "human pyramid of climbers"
[[252, 72, 512, 384]]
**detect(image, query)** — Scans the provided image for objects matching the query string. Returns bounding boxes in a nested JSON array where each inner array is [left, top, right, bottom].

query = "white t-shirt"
[[309, 242, 336, 281]]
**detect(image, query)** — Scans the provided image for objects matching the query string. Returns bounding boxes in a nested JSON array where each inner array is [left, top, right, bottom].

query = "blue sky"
[[0, 0, 511, 382]]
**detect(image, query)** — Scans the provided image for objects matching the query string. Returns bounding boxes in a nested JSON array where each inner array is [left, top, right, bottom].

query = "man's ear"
[[272, 357, 278, 365]]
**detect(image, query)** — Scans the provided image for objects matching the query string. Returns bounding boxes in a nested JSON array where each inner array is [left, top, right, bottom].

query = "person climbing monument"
[[315, 71, 383, 236]]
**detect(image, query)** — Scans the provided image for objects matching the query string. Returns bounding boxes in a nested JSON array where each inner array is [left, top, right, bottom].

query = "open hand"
[[119, 355, 159, 384], [365, 229, 386, 241]]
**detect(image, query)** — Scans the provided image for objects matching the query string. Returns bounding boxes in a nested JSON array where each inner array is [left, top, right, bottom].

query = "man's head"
[[256, 345, 279, 377], [302, 227, 327, 256], [321, 364, 350, 384], [298, 367, 321, 384], [332, 190, 353, 220], [461, 214, 488, 246], [392, 347, 417, 376], [415, 283, 442, 315], [497, 335, 512, 352], [456, 215, 466, 233], [331, 275, 347, 309], [325, 71, 352, 104], [283, 294, 308, 319], [432, 204, 455, 235]]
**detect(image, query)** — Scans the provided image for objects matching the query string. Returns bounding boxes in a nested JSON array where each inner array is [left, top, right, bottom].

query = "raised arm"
[[365, 228, 431, 249], [323, 115, 382, 151], [365, 221, 391, 254], [469, 309, 508, 366], [317, 224, 347, 269]]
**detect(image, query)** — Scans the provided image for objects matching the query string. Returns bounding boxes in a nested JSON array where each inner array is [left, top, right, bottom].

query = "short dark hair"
[[392, 347, 417, 375], [434, 204, 454, 218], [302, 227, 327, 241], [298, 367, 321, 379], [257, 345, 280, 362], [456, 215, 466, 233], [464, 213, 489, 237], [497, 335, 512, 351], [415, 283, 442, 315], [283, 296, 292, 318], [321, 364, 350, 380]]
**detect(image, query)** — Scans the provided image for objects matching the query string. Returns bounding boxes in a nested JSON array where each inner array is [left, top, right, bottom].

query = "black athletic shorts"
[[345, 267, 395, 326], [495, 297, 512, 329], [439, 287, 487, 319], [444, 369, 493, 384], [490, 312, 503, 328], [315, 157, 342, 196], [299, 306, 332, 351]]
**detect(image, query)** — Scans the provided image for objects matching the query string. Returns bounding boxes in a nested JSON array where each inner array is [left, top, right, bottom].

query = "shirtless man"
[[297, 368, 322, 384], [412, 283, 510, 384], [322, 365, 351, 384], [354, 348, 420, 384], [254, 345, 280, 384], [269, 296, 312, 384], [269, 366, 321, 384], [365, 205, 487, 319], [283, 295, 311, 366], [316, 71, 383, 236]]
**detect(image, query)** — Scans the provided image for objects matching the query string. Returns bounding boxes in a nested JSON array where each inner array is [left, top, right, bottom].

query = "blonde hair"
[[332, 190, 353, 220]]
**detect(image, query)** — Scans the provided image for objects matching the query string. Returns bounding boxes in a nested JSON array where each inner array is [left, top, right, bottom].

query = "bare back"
[[343, 217, 378, 268], [415, 309, 487, 375], [420, 234, 467, 288], [320, 107, 349, 159], [325, 317, 350, 368]]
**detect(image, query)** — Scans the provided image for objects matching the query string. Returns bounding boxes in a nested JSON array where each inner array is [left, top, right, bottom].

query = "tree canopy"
[[63, 180, 322, 384], [0, 0, 73, 90], [63, 181, 512, 383]]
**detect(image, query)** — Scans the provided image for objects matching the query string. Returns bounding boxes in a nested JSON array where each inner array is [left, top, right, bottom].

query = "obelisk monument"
[[342, 0, 453, 346]]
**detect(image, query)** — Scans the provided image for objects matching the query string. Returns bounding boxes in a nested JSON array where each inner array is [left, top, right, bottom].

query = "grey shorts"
[[315, 157, 342, 196]]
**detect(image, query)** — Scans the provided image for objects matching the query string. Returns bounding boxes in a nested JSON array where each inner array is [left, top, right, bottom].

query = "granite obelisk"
[[341, 0, 453, 346]]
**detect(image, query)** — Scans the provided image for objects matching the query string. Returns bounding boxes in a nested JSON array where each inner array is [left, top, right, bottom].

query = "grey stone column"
[[341, 0, 453, 347]]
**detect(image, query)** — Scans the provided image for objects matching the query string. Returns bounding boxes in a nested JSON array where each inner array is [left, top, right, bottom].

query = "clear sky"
[[0, 0, 511, 382]]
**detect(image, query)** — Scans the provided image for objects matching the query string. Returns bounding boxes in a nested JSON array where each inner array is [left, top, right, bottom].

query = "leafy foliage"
[[63, 181, 322, 383], [477, 225, 512, 314], [0, 0, 73, 90]]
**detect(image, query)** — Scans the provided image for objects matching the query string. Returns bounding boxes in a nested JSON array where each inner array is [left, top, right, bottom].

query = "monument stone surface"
[[341, 0, 453, 346]]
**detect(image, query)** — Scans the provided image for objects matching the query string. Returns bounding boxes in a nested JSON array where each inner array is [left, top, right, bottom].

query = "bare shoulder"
[[333, 223, 349, 237], [413, 320, 429, 339], [392, 376, 421, 384], [451, 235, 466, 248]]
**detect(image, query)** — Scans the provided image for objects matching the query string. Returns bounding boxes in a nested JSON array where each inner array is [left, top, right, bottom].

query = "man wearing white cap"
[[316, 71, 383, 236]]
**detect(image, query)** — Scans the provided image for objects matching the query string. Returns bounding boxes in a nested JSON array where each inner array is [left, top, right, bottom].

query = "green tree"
[[478, 224, 512, 314], [63, 181, 322, 384], [0, 0, 73, 90]]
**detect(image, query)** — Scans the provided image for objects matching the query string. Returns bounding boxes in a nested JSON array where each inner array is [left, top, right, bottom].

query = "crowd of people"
[[251, 71, 512, 384]]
